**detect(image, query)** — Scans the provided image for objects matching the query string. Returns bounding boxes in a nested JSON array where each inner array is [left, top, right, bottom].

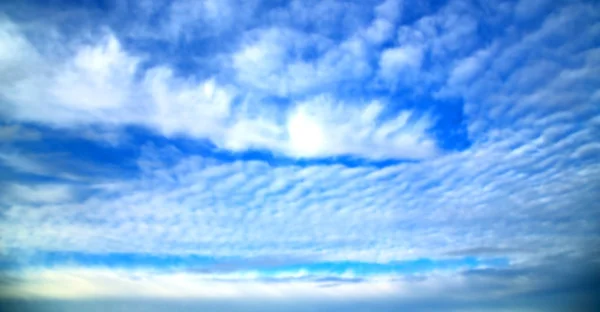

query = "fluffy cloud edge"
[[0, 15, 438, 161]]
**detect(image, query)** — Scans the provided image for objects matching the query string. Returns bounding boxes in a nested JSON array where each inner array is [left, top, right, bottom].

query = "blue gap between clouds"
[[2, 250, 509, 276]]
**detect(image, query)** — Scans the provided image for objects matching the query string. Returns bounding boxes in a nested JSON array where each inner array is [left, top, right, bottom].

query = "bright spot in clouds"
[[287, 110, 325, 157]]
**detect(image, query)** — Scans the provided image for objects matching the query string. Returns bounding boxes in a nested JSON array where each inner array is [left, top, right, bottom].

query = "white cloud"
[[51, 35, 137, 111], [220, 92, 435, 160], [363, 18, 395, 45], [0, 268, 409, 299], [169, 0, 235, 35], [0, 19, 436, 160], [282, 96, 436, 159], [446, 45, 495, 89], [376, 0, 480, 87], [378, 45, 423, 82], [0, 125, 41, 141], [231, 27, 371, 97], [0, 267, 518, 300], [221, 117, 283, 152], [141, 67, 233, 138], [375, 0, 403, 23], [1, 106, 597, 262], [0, 18, 42, 80], [2, 261, 588, 309], [440, 2, 600, 139], [0, 151, 48, 176], [362, 0, 403, 45], [3, 183, 73, 204], [227, 1, 408, 94], [126, 0, 259, 40], [232, 27, 298, 95], [1, 28, 234, 132]]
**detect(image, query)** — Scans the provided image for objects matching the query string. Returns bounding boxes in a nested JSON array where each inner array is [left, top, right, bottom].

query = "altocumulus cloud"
[[0, 0, 599, 311]]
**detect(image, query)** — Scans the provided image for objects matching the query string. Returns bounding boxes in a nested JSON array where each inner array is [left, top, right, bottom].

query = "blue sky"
[[0, 0, 599, 310]]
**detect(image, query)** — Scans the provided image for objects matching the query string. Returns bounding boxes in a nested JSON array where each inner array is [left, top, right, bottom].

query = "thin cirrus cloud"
[[0, 0, 599, 311]]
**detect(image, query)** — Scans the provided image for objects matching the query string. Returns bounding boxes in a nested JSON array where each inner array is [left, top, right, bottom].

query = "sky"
[[0, 0, 599, 311]]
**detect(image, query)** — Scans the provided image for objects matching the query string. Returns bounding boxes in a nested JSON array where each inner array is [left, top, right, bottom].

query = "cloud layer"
[[1, 0, 599, 310]]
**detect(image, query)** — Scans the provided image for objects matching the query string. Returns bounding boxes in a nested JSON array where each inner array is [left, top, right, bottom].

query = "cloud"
[[375, 0, 403, 23], [2, 258, 598, 312], [0, 16, 436, 160], [0, 1, 599, 309], [2, 183, 73, 205], [444, 44, 496, 92], [373, 0, 483, 89], [362, 0, 402, 45], [378, 45, 424, 82], [231, 26, 371, 97], [0, 0, 597, 263], [0, 267, 426, 299], [439, 1, 600, 139], [0, 151, 48, 176], [1, 28, 233, 132], [0, 125, 41, 142], [283, 96, 435, 158], [167, 0, 238, 38], [141, 67, 233, 138], [1, 111, 597, 261]]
